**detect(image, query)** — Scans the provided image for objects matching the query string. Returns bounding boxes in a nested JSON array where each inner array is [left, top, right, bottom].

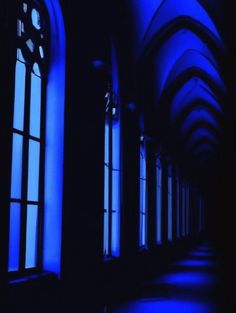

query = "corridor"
[[104, 243, 221, 313]]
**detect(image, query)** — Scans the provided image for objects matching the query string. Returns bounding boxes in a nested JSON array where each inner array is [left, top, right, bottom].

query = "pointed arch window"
[[167, 164, 173, 241], [139, 136, 147, 248], [8, 0, 65, 277], [103, 44, 121, 258], [156, 155, 162, 244]]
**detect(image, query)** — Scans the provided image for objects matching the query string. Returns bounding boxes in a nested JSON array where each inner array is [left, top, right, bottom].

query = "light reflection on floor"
[[104, 245, 218, 313], [114, 298, 215, 313], [156, 271, 217, 288], [175, 259, 216, 268], [188, 251, 214, 257]]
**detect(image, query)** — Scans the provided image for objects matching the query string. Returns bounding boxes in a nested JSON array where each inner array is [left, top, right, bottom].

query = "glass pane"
[[26, 39, 34, 53], [157, 164, 162, 244], [8, 203, 21, 272], [139, 213, 146, 247], [111, 170, 120, 257], [103, 210, 109, 256], [182, 185, 186, 237], [186, 185, 189, 236], [112, 120, 120, 170], [30, 72, 41, 138], [25, 205, 38, 268], [27, 140, 40, 201], [168, 175, 172, 241], [176, 179, 180, 238], [140, 145, 147, 247], [31, 9, 41, 30], [103, 121, 109, 256], [13, 61, 26, 131], [11, 134, 23, 199]]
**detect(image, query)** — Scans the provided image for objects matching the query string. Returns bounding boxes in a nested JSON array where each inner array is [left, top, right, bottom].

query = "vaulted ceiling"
[[129, 0, 227, 178]]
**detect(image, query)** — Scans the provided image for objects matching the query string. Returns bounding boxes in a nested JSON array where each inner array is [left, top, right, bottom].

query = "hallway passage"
[[104, 244, 220, 313]]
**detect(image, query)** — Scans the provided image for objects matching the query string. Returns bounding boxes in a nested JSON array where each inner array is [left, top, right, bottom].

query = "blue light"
[[189, 251, 214, 257], [25, 205, 38, 269], [111, 44, 121, 257], [171, 80, 222, 121], [129, 0, 164, 50], [11, 134, 23, 199], [27, 140, 40, 201], [156, 159, 162, 244], [182, 183, 186, 237], [168, 165, 172, 241], [175, 259, 216, 268], [103, 122, 109, 256], [43, 0, 66, 276], [144, 0, 222, 47], [185, 184, 189, 236], [176, 177, 180, 238], [153, 30, 217, 100], [92, 59, 106, 70], [13, 61, 26, 131], [30, 72, 41, 138], [31, 8, 41, 30], [186, 129, 217, 147], [181, 109, 219, 136], [115, 298, 215, 313], [140, 144, 147, 247], [165, 49, 225, 91], [8, 203, 21, 272], [157, 271, 217, 287]]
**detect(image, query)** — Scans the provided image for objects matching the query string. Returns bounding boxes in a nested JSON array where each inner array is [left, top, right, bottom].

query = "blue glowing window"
[[103, 44, 121, 258], [25, 205, 38, 268], [8, 203, 21, 272], [156, 157, 162, 244], [30, 72, 41, 138], [8, 0, 65, 277], [182, 183, 186, 237], [27, 140, 40, 201], [103, 114, 121, 258], [186, 184, 190, 236], [13, 61, 26, 131], [139, 141, 147, 248], [167, 164, 173, 241], [11, 134, 23, 199], [176, 175, 180, 238]]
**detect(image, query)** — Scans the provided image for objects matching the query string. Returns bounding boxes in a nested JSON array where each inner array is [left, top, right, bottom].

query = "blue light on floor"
[[175, 259, 216, 268], [115, 298, 214, 313], [156, 271, 217, 288], [189, 251, 214, 257]]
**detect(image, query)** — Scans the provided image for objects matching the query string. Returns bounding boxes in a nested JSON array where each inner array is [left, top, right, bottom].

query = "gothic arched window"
[[8, 0, 65, 277], [103, 44, 121, 258], [139, 136, 147, 248]]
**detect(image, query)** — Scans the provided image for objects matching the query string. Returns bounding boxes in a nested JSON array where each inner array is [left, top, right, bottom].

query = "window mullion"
[[19, 66, 31, 272]]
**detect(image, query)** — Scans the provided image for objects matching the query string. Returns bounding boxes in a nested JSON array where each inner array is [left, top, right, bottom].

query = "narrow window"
[[175, 173, 180, 238], [8, 0, 65, 277], [8, 2, 48, 274], [182, 181, 186, 237], [156, 155, 162, 244], [167, 164, 173, 241], [103, 45, 121, 258], [139, 137, 147, 248]]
